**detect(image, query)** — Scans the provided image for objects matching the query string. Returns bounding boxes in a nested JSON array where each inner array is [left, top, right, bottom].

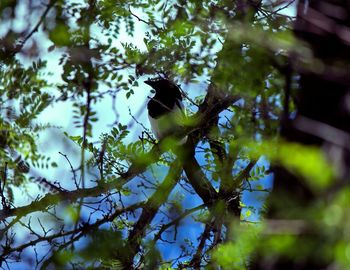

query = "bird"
[[145, 78, 187, 144]]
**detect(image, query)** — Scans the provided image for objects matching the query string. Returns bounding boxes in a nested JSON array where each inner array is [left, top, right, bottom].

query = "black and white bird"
[[145, 78, 187, 144]]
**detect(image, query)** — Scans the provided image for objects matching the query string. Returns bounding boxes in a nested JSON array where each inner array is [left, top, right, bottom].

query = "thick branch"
[[121, 159, 183, 268], [189, 222, 212, 269], [182, 154, 219, 206]]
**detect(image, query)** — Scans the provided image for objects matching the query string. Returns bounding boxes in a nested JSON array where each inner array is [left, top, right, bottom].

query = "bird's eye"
[[150, 89, 156, 94]]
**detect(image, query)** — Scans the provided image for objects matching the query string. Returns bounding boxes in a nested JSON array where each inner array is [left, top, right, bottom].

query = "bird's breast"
[[148, 101, 186, 140]]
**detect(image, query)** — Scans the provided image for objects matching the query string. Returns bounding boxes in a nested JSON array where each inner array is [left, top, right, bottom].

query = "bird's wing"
[[148, 99, 186, 140]]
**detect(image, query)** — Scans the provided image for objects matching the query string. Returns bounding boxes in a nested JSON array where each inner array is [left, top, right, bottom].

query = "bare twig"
[[128, 7, 151, 25], [59, 152, 77, 186], [0, 202, 143, 260], [11, 0, 58, 56], [152, 204, 205, 244]]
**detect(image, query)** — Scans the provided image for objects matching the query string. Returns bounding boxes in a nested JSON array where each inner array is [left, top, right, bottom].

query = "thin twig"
[[153, 204, 205, 243], [59, 152, 78, 186], [129, 7, 151, 25], [0, 202, 143, 260], [11, 0, 58, 56]]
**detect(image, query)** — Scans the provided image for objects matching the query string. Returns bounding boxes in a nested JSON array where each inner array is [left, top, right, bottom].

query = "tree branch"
[[152, 204, 205, 244], [189, 222, 212, 268], [121, 159, 183, 268], [11, 0, 57, 57], [0, 202, 143, 260]]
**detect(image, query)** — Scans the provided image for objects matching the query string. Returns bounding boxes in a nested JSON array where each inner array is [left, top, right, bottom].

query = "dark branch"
[[0, 202, 143, 260], [11, 0, 57, 57], [121, 159, 183, 268]]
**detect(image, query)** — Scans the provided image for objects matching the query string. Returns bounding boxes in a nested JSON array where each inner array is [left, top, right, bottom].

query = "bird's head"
[[144, 78, 182, 99]]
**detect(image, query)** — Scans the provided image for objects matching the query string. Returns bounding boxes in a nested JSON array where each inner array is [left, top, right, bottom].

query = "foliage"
[[0, 0, 348, 269]]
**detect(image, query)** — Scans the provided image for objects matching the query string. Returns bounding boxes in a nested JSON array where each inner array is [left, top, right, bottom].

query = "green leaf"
[[49, 23, 71, 47]]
